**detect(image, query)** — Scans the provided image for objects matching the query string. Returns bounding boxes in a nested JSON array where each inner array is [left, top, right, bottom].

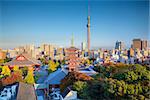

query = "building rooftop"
[[17, 82, 36, 100], [5, 53, 41, 67], [44, 68, 68, 85], [133, 39, 141, 41]]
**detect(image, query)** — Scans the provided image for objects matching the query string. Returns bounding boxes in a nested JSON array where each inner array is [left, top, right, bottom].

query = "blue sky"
[[0, 0, 149, 49]]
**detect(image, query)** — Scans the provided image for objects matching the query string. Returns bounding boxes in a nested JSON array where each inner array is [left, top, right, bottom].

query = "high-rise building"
[[31, 47, 42, 59], [7, 49, 17, 58], [16, 46, 25, 53], [24, 44, 35, 58], [81, 42, 86, 51], [0, 50, 6, 59], [87, 3, 90, 51], [115, 41, 120, 50], [41, 44, 54, 59], [54, 47, 64, 61], [132, 39, 148, 50], [129, 48, 134, 57], [115, 41, 124, 50], [141, 40, 148, 50], [132, 39, 142, 50]]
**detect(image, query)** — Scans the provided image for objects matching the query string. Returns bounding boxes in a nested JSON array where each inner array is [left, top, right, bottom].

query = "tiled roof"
[[44, 68, 68, 85], [17, 82, 36, 100], [66, 47, 79, 51], [5, 53, 41, 67]]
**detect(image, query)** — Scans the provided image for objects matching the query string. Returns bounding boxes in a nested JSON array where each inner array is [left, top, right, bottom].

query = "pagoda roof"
[[66, 46, 79, 51]]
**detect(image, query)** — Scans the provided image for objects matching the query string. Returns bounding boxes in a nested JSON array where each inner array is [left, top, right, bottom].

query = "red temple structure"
[[66, 47, 80, 72], [65, 34, 80, 72], [5, 53, 41, 69]]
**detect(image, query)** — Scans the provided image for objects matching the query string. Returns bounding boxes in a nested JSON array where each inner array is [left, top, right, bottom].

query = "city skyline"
[[0, 0, 149, 49]]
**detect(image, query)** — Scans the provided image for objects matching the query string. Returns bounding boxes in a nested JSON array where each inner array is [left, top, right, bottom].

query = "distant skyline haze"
[[0, 0, 149, 49]]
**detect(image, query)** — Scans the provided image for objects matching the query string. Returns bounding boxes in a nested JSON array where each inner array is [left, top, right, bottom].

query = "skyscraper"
[[132, 39, 148, 50], [141, 40, 148, 50], [87, 3, 90, 51], [132, 39, 142, 50], [115, 41, 124, 50], [115, 41, 120, 50], [41, 44, 54, 59], [81, 42, 86, 51]]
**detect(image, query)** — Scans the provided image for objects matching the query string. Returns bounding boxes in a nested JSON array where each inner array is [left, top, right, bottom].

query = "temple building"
[[5, 53, 41, 69], [65, 34, 80, 72]]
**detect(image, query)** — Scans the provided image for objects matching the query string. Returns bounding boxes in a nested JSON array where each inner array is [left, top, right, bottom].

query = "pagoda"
[[66, 34, 80, 72]]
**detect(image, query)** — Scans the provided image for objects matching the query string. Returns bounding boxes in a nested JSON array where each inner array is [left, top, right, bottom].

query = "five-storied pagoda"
[[66, 34, 80, 72]]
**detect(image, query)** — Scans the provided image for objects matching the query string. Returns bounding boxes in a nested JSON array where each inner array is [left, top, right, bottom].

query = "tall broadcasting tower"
[[87, 1, 90, 51]]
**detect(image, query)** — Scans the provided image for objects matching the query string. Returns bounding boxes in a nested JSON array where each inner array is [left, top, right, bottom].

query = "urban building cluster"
[[0, 38, 149, 100], [0, 2, 149, 99], [0, 38, 149, 66]]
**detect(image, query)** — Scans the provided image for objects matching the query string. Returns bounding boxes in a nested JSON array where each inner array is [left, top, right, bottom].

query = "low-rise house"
[[61, 87, 77, 100], [50, 87, 77, 100], [44, 68, 68, 92], [34, 67, 68, 99], [0, 82, 37, 100], [0, 83, 18, 100], [78, 67, 97, 76]]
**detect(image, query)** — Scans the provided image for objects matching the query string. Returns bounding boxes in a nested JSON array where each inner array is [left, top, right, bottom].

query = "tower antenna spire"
[[71, 33, 74, 47], [87, 0, 90, 51], [88, 0, 90, 16]]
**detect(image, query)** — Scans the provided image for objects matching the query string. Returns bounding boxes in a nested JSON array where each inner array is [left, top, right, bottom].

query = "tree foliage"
[[48, 60, 60, 73], [71, 64, 150, 99], [13, 65, 19, 71], [1, 66, 11, 77], [60, 72, 93, 92], [81, 80, 108, 100], [13, 65, 22, 75], [73, 81, 87, 92], [24, 67, 35, 84], [1, 71, 23, 86], [85, 59, 91, 65], [105, 64, 150, 99], [4, 57, 12, 63]]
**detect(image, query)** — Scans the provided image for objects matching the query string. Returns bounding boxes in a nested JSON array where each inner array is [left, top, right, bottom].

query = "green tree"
[[125, 64, 150, 83], [86, 59, 90, 65], [48, 60, 59, 72], [4, 57, 11, 63], [73, 81, 87, 92], [61, 59, 66, 65], [24, 67, 35, 84], [13, 65, 22, 76], [1, 66, 11, 77], [0, 59, 4, 64], [83, 80, 106, 100], [13, 65, 19, 71]]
